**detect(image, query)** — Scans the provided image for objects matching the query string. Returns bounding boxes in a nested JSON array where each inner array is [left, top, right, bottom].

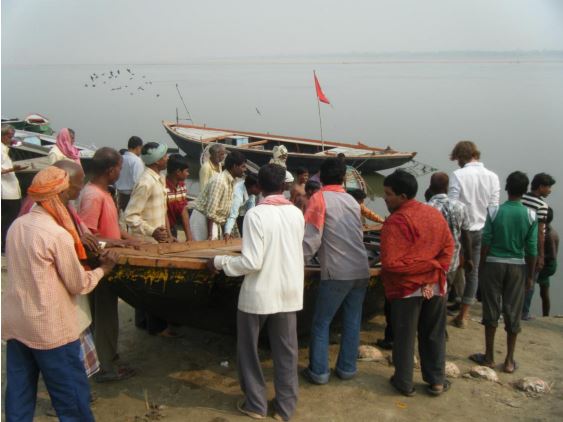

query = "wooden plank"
[[136, 239, 242, 255], [237, 139, 269, 149]]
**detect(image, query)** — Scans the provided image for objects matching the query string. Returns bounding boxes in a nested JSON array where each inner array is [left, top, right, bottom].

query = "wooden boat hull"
[[107, 264, 382, 336], [163, 122, 415, 173]]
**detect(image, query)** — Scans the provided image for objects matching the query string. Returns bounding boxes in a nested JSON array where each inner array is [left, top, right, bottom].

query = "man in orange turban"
[[2, 166, 119, 421]]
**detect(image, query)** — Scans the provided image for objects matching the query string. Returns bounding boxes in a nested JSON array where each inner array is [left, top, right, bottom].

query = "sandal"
[[236, 399, 265, 420], [93, 367, 136, 383], [468, 353, 495, 369], [427, 379, 452, 396], [389, 376, 416, 397], [451, 317, 468, 329]]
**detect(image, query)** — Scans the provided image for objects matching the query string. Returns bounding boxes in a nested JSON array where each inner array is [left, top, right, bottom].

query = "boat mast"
[[316, 97, 325, 153]]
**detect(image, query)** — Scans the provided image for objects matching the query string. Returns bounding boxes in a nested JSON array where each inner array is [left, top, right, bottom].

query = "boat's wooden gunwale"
[[163, 121, 415, 156]]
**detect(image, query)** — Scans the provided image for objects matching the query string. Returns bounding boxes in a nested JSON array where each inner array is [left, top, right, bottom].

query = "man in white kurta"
[[210, 163, 304, 421]]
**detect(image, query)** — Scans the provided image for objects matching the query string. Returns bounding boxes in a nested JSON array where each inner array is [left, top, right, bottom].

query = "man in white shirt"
[[448, 141, 500, 327], [1, 125, 27, 252], [209, 164, 304, 421], [115, 136, 144, 211]]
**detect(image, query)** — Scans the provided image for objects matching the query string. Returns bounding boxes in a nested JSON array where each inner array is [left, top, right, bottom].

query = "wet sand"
[[2, 262, 563, 421]]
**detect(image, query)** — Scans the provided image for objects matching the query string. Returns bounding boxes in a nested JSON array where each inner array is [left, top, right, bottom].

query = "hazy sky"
[[2, 0, 563, 64]]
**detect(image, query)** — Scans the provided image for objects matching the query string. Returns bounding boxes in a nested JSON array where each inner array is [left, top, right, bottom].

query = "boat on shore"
[[163, 121, 416, 173], [107, 234, 382, 335]]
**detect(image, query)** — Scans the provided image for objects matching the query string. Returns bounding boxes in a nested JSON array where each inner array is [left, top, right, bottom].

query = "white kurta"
[[214, 201, 305, 315]]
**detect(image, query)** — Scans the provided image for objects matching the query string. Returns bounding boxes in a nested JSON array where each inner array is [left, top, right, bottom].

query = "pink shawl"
[[56, 128, 81, 163]]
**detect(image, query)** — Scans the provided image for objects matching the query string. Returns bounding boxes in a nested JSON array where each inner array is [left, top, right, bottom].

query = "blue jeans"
[[5, 339, 94, 422], [307, 279, 368, 384]]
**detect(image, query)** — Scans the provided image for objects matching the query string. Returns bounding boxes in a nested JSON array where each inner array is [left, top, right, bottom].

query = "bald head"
[[429, 172, 449, 195], [53, 160, 85, 200]]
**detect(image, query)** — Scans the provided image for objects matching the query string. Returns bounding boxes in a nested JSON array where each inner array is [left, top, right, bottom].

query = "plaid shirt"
[[124, 167, 168, 237], [2, 206, 104, 350], [79, 328, 100, 377], [194, 170, 235, 225], [428, 193, 470, 272]]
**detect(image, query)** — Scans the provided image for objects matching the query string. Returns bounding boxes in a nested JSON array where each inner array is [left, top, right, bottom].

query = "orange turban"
[[28, 166, 86, 260]]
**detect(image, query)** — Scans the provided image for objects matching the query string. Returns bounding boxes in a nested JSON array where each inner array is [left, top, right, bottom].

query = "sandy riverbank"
[[2, 262, 563, 421]]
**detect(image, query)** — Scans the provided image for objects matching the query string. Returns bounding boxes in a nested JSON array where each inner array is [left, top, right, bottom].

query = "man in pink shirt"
[[78, 147, 139, 382], [2, 166, 119, 421]]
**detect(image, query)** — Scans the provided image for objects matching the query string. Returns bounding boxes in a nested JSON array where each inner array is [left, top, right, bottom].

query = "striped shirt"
[[194, 170, 235, 225], [124, 167, 168, 238], [522, 193, 548, 222], [166, 178, 188, 228], [2, 206, 104, 350], [428, 193, 470, 272]]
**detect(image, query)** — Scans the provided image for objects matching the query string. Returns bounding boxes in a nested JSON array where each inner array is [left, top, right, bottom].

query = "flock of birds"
[[83, 68, 160, 97]]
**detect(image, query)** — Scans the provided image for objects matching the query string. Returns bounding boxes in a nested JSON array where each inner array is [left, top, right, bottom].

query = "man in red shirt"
[[78, 147, 139, 382], [380, 170, 454, 397], [165, 154, 192, 240]]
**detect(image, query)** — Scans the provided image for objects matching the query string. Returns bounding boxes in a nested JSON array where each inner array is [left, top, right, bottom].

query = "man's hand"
[[224, 233, 232, 242], [464, 259, 474, 274], [536, 255, 545, 272], [81, 233, 100, 255], [206, 257, 219, 275], [421, 284, 434, 300], [526, 276, 534, 291], [99, 249, 120, 275], [152, 226, 169, 243]]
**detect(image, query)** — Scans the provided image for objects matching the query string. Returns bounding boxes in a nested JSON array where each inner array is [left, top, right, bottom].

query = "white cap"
[[285, 171, 294, 183]]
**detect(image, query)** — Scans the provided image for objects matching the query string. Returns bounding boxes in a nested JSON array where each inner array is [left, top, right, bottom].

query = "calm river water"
[[2, 59, 562, 313]]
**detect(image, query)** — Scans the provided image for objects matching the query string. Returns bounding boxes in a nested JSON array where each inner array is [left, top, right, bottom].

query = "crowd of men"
[[0, 125, 558, 420]]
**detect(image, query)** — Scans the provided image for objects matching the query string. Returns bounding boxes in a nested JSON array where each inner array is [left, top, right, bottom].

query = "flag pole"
[[314, 70, 325, 151]]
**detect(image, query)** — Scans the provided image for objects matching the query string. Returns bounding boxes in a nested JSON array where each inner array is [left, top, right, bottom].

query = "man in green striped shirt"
[[471, 171, 537, 374]]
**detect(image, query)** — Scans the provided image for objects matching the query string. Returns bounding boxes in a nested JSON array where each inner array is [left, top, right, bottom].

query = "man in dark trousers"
[[380, 170, 454, 397]]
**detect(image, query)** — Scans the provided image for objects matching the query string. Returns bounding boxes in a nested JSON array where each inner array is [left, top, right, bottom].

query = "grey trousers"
[[390, 295, 446, 392], [462, 230, 483, 305], [89, 278, 119, 373], [237, 310, 298, 421]]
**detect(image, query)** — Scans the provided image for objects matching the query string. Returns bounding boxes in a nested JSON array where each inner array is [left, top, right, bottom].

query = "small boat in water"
[[8, 129, 96, 172], [107, 234, 382, 335], [163, 121, 416, 173], [2, 114, 55, 135]]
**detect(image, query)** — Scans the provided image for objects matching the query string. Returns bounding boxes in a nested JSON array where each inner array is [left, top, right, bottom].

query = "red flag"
[[314, 71, 330, 104]]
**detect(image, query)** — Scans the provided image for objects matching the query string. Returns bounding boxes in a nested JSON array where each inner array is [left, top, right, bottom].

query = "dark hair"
[[347, 188, 367, 201], [128, 136, 143, 149], [244, 173, 258, 189], [429, 172, 449, 195], [91, 147, 122, 176], [141, 142, 160, 155], [546, 207, 553, 225], [383, 169, 418, 199], [450, 140, 480, 161], [119, 148, 127, 155], [224, 151, 246, 170], [167, 154, 189, 174], [305, 180, 321, 193], [258, 164, 286, 193], [296, 167, 308, 176], [320, 157, 346, 185], [531, 173, 556, 191], [505, 171, 529, 196]]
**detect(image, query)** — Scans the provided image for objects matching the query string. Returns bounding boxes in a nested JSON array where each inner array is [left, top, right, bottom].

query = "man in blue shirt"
[[224, 174, 260, 240]]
